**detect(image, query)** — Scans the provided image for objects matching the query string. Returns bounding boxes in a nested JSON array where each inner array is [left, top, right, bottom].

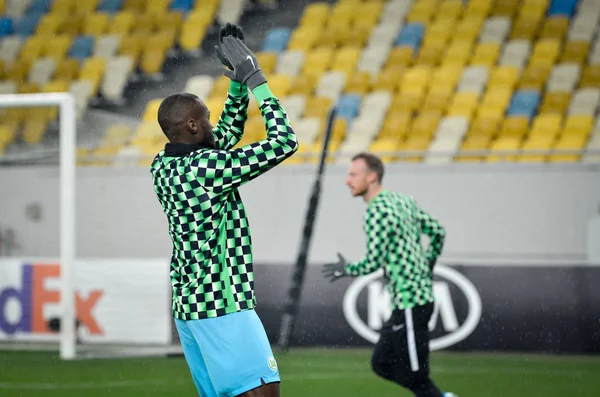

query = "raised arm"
[[212, 81, 249, 150], [345, 206, 392, 276], [188, 83, 298, 194], [418, 206, 446, 269]]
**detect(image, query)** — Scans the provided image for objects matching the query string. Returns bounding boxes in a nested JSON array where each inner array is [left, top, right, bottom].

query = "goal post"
[[0, 92, 77, 360]]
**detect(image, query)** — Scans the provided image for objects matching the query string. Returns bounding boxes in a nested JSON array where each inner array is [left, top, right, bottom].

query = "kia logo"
[[343, 265, 482, 350]]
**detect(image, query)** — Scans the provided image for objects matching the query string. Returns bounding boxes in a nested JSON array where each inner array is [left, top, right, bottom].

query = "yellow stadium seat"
[[528, 39, 561, 68], [487, 136, 522, 162], [480, 87, 513, 114], [519, 133, 555, 162], [408, 112, 441, 139], [342, 25, 371, 48], [123, 0, 145, 11], [390, 92, 422, 113], [399, 66, 432, 92], [0, 123, 18, 153], [22, 120, 48, 145], [304, 96, 333, 120], [398, 135, 431, 162], [79, 56, 107, 94], [379, 111, 412, 140], [142, 99, 163, 122], [372, 66, 404, 92], [132, 14, 156, 35], [345, 71, 372, 94], [519, 65, 551, 90], [62, 18, 83, 36], [255, 52, 278, 75], [560, 41, 590, 65], [441, 40, 473, 66], [423, 19, 456, 46], [470, 43, 501, 68], [539, 16, 569, 40], [329, 118, 348, 143], [51, 0, 75, 13], [108, 11, 135, 35], [119, 34, 145, 63], [435, 0, 464, 21], [83, 12, 109, 37], [431, 65, 463, 89], [0, 0, 4, 14], [54, 58, 80, 82], [510, 16, 540, 40], [453, 17, 484, 43], [155, 12, 183, 33], [5, 60, 30, 82], [421, 86, 454, 112], [446, 92, 479, 118], [36, 14, 65, 35], [150, 28, 177, 53], [104, 124, 132, 145], [330, 46, 361, 75], [386, 47, 414, 68], [18, 36, 45, 65], [406, 0, 437, 23], [302, 47, 334, 79], [75, 0, 100, 14], [147, 0, 169, 14], [562, 115, 594, 138], [465, 0, 493, 17], [468, 113, 501, 137], [208, 75, 230, 100], [43, 80, 69, 93], [415, 42, 445, 66], [539, 91, 571, 114], [287, 27, 321, 51], [492, 0, 520, 16], [529, 113, 562, 139], [299, 2, 330, 28], [43, 35, 73, 62], [488, 65, 520, 89], [355, 1, 384, 24], [179, 24, 208, 52], [456, 134, 492, 162], [267, 74, 292, 97], [288, 74, 318, 96], [580, 65, 600, 88], [550, 134, 588, 162], [498, 116, 529, 139], [369, 138, 402, 163]]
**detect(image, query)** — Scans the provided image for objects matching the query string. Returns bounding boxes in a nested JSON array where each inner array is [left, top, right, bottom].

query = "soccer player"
[[150, 23, 298, 397], [322, 153, 457, 397]]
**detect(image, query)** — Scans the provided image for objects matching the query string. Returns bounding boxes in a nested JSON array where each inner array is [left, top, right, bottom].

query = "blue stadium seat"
[[69, 36, 95, 61], [14, 12, 43, 36], [97, 0, 124, 13], [506, 90, 541, 119], [336, 94, 362, 121], [262, 27, 291, 53], [170, 0, 194, 12], [28, 0, 51, 14], [547, 0, 579, 17], [394, 23, 425, 51], [0, 17, 13, 37]]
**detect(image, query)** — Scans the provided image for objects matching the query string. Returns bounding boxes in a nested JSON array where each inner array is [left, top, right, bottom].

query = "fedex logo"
[[0, 263, 104, 335]]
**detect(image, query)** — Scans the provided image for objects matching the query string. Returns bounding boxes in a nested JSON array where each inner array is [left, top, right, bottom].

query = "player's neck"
[[363, 185, 383, 203]]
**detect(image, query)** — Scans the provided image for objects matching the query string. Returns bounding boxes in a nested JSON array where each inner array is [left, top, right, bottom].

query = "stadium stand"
[[0, 0, 599, 164]]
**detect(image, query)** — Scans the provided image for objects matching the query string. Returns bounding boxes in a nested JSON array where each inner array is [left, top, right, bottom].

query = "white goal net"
[[0, 93, 180, 360]]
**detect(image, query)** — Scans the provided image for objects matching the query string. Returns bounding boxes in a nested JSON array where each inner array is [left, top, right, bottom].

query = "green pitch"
[[1, 348, 599, 397]]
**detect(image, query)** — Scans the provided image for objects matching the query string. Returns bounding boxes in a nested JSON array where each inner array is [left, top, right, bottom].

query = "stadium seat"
[[568, 88, 600, 116], [457, 66, 489, 96], [96, 0, 122, 13], [36, 14, 65, 36], [54, 58, 80, 82], [276, 50, 304, 77], [547, 63, 580, 92], [539, 16, 569, 40], [480, 87, 513, 114], [442, 40, 473, 66], [447, 92, 479, 119], [519, 65, 551, 90], [330, 46, 361, 75], [299, 2, 330, 28], [302, 47, 333, 79], [336, 94, 362, 121], [550, 133, 588, 162], [470, 43, 501, 67], [500, 40, 531, 68], [93, 34, 120, 59], [28, 57, 55, 86], [395, 23, 425, 52], [386, 47, 414, 68], [506, 90, 541, 119], [287, 27, 320, 51], [184, 75, 214, 100], [479, 16, 511, 43], [108, 11, 135, 35], [262, 28, 291, 53], [14, 12, 43, 36], [562, 114, 594, 139], [83, 13, 110, 37], [345, 71, 371, 95], [528, 39, 561, 68], [69, 35, 95, 61], [499, 115, 529, 140], [580, 65, 600, 88], [100, 56, 134, 102], [560, 41, 590, 65], [304, 96, 333, 120], [547, 0, 578, 17], [539, 91, 571, 114], [487, 136, 522, 162], [0, 35, 22, 65]]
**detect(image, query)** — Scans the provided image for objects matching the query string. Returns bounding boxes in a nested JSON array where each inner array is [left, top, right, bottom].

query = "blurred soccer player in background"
[[322, 153, 457, 397], [150, 23, 298, 397]]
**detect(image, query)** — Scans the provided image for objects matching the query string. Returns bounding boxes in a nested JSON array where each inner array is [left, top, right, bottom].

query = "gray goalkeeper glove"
[[214, 22, 245, 83], [217, 36, 267, 91], [322, 253, 348, 283]]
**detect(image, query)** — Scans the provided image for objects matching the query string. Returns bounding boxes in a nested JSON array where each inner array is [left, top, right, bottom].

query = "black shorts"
[[371, 302, 435, 386]]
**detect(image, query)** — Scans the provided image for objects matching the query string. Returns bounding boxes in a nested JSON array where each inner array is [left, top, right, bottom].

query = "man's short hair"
[[352, 152, 384, 183], [157, 93, 200, 137]]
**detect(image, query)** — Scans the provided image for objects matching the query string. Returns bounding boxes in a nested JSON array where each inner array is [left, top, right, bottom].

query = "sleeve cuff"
[[251, 83, 274, 104], [228, 81, 248, 97]]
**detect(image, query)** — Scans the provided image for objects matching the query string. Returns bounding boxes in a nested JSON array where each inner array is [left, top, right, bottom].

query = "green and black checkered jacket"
[[346, 190, 446, 310], [150, 82, 298, 320]]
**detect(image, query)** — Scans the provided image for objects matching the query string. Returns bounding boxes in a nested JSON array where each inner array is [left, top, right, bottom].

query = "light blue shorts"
[[174, 309, 280, 397]]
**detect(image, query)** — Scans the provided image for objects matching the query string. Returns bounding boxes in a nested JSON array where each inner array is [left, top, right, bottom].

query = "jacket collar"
[[164, 142, 211, 157]]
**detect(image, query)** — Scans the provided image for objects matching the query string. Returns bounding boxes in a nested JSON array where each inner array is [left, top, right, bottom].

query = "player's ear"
[[187, 118, 198, 135]]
